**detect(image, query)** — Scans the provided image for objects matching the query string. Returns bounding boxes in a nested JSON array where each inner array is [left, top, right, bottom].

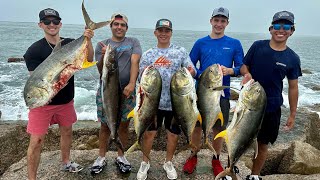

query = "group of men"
[[24, 6, 301, 180]]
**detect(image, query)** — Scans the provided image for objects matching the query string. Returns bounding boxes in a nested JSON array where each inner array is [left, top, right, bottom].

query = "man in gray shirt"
[[90, 13, 142, 174]]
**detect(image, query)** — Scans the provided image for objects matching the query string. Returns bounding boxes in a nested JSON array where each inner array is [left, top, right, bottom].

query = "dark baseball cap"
[[272, 11, 294, 25], [39, 8, 61, 21], [155, 19, 172, 30], [212, 7, 229, 19]]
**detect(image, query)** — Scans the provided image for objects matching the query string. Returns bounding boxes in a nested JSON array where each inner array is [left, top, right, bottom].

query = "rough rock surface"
[[278, 141, 320, 175], [305, 112, 320, 150], [2, 149, 320, 180]]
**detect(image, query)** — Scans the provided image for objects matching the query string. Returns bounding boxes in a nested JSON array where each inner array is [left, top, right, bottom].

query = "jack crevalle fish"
[[24, 0, 110, 109], [197, 64, 225, 153], [214, 79, 267, 180], [171, 67, 200, 153], [126, 65, 162, 157]]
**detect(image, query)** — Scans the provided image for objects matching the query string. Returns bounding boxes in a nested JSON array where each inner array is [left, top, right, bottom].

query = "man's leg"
[[142, 130, 157, 162], [192, 126, 202, 151], [251, 142, 268, 175], [27, 134, 46, 180], [166, 130, 178, 161], [212, 127, 225, 155], [59, 125, 72, 164], [118, 121, 130, 156], [99, 123, 111, 157]]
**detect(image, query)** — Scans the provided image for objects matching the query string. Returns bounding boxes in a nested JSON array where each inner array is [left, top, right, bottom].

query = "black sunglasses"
[[41, 19, 60, 25]]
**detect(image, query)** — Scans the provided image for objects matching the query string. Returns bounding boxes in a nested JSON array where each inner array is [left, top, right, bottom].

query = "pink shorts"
[[27, 100, 77, 135]]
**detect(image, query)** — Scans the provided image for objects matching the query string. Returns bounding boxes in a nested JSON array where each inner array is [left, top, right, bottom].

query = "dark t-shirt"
[[23, 37, 75, 105], [243, 40, 302, 112]]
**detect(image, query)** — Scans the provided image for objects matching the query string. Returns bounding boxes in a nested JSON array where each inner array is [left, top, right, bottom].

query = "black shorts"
[[257, 108, 281, 145], [196, 98, 230, 131], [147, 109, 181, 135]]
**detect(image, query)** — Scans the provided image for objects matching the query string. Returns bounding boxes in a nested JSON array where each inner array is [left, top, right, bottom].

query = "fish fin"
[[214, 130, 228, 143], [197, 114, 202, 125], [111, 136, 125, 155], [253, 138, 258, 159], [125, 140, 151, 161], [125, 141, 140, 155], [202, 139, 217, 157], [51, 39, 64, 53], [82, 59, 97, 69], [127, 109, 134, 119], [82, 0, 110, 30], [213, 86, 230, 91], [217, 112, 224, 126], [214, 170, 228, 180]]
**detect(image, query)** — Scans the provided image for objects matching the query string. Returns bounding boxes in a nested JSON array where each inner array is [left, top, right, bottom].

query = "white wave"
[[0, 75, 13, 82]]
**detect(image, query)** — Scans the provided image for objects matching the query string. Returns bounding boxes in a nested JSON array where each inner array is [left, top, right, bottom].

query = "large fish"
[[214, 79, 267, 180], [24, 0, 110, 109], [100, 44, 124, 152], [171, 67, 200, 153], [197, 64, 225, 153], [126, 65, 162, 157]]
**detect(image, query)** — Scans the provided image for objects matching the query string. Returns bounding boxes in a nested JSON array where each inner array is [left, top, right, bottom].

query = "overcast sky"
[[1, 0, 319, 36]]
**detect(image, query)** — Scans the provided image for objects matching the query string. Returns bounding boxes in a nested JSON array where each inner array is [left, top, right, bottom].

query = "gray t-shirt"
[[95, 37, 142, 90], [139, 43, 196, 111]]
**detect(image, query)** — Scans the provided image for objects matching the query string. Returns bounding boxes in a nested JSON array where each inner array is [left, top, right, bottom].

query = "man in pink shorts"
[[23, 8, 94, 180]]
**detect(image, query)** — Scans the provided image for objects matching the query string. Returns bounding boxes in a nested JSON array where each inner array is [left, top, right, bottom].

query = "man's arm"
[[83, 29, 94, 62], [285, 79, 299, 130], [123, 54, 141, 97]]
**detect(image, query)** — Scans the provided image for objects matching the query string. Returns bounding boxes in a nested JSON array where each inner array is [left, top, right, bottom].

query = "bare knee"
[[144, 131, 157, 141], [28, 135, 45, 151]]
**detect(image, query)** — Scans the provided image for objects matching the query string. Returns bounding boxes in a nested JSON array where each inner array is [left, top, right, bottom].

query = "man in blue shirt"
[[240, 11, 302, 180], [183, 7, 244, 179]]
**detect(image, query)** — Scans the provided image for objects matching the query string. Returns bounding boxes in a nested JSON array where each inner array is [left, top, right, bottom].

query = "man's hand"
[[99, 42, 108, 56], [187, 65, 196, 77], [283, 116, 295, 132], [221, 65, 233, 76], [83, 29, 94, 40], [241, 73, 252, 85], [123, 82, 135, 98]]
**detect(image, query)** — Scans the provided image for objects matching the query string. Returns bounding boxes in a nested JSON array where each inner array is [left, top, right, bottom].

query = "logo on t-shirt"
[[154, 56, 172, 68], [276, 62, 286, 67]]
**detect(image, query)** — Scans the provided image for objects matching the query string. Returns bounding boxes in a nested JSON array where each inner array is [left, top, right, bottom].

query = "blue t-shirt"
[[243, 40, 302, 112], [190, 35, 244, 99]]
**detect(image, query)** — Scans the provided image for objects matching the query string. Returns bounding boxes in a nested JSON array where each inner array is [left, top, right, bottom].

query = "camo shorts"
[[96, 84, 135, 124]]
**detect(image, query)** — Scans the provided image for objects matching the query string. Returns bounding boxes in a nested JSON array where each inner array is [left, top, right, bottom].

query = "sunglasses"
[[272, 24, 293, 31], [41, 19, 60, 25]]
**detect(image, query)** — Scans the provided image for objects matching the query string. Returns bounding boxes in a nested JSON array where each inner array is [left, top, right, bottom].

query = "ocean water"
[[0, 21, 320, 121]]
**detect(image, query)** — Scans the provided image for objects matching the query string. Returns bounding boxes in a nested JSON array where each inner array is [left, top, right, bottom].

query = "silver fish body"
[[100, 44, 119, 142], [197, 64, 224, 152], [23, 0, 110, 109], [215, 79, 267, 180], [126, 65, 162, 155], [171, 67, 199, 149]]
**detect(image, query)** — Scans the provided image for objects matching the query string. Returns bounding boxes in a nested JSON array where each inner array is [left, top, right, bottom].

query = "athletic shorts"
[[196, 98, 230, 131], [96, 84, 135, 124], [27, 100, 77, 135], [257, 108, 281, 145], [147, 109, 181, 135]]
